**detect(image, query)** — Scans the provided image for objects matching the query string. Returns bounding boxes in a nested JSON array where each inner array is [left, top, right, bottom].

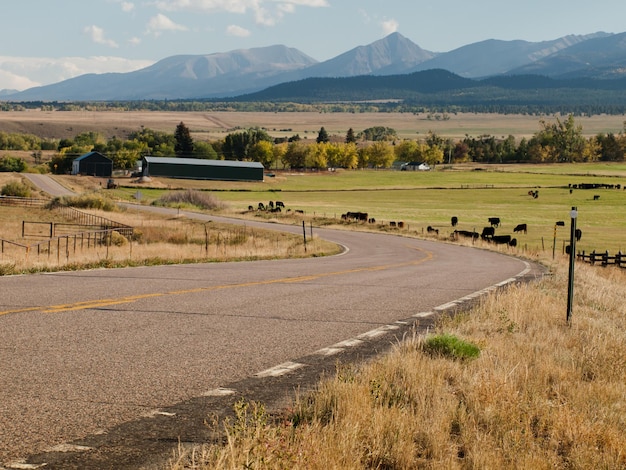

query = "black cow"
[[453, 230, 478, 240], [491, 234, 512, 245], [258, 202, 265, 211], [345, 211, 368, 222], [488, 217, 501, 227], [513, 223, 527, 234], [481, 226, 495, 239], [451, 216, 458, 227], [275, 201, 285, 208], [593, 195, 600, 200], [427, 225, 439, 234], [575, 228, 582, 241]]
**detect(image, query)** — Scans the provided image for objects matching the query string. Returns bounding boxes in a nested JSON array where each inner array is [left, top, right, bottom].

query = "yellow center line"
[[1, 246, 433, 316]]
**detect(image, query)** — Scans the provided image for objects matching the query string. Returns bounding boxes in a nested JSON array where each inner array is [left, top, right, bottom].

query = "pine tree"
[[345, 127, 356, 144], [317, 126, 329, 143], [174, 121, 194, 156]]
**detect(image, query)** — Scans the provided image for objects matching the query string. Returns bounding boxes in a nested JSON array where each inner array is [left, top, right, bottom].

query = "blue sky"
[[1, 0, 625, 91]]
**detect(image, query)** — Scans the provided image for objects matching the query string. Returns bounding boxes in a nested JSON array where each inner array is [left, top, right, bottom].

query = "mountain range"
[[3, 31, 626, 102]]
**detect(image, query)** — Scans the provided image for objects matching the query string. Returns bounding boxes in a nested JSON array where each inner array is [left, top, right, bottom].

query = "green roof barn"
[[72, 151, 113, 177], [141, 157, 264, 182]]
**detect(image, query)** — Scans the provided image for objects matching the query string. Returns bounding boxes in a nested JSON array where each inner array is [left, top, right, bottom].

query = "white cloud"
[[0, 56, 154, 91], [226, 25, 251, 37], [381, 18, 399, 35], [121, 1, 135, 12], [145, 13, 189, 36], [151, 0, 328, 25], [84, 25, 119, 48], [129, 36, 142, 46], [0, 69, 39, 92]]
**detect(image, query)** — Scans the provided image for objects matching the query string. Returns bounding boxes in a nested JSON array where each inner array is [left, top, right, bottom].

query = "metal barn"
[[141, 157, 264, 182], [72, 152, 113, 177]]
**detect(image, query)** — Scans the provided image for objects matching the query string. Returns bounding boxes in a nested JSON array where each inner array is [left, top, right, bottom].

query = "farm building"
[[72, 151, 113, 177], [141, 156, 264, 182]]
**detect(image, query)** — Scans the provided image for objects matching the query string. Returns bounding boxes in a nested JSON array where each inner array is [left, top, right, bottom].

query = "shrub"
[[104, 231, 128, 246], [153, 189, 227, 210], [1, 181, 31, 197], [0, 156, 26, 172], [49, 194, 117, 211], [422, 333, 480, 360]]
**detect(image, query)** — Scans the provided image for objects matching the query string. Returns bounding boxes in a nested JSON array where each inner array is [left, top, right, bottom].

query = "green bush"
[[422, 333, 480, 361], [1, 181, 31, 197], [0, 156, 26, 172]]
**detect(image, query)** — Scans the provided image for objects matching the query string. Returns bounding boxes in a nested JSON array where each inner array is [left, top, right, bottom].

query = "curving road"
[[0, 184, 544, 468]]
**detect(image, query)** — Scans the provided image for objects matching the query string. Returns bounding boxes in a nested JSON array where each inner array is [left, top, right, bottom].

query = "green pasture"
[[114, 163, 626, 255]]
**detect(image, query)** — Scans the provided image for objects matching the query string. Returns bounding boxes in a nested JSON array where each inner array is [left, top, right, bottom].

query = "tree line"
[[1, 115, 626, 175]]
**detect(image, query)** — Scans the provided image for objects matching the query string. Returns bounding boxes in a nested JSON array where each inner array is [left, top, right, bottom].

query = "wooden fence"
[[577, 250, 626, 268], [0, 195, 48, 207], [1, 196, 134, 264]]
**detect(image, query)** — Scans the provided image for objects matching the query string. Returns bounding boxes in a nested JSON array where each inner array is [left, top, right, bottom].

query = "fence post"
[[566, 207, 577, 326], [302, 221, 307, 252]]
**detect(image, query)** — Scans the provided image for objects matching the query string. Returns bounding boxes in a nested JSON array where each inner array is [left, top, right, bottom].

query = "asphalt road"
[[0, 181, 545, 469]]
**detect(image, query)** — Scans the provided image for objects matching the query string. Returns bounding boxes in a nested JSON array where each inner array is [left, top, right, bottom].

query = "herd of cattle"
[[248, 201, 585, 249]]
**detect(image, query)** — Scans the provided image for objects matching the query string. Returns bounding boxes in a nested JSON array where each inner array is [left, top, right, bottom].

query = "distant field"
[[57, 161, 626, 257], [1, 110, 625, 141]]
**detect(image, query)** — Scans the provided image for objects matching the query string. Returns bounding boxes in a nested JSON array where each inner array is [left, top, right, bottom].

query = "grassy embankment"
[[0, 174, 338, 275]]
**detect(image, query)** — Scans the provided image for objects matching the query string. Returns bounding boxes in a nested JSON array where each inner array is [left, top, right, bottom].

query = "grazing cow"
[[593, 195, 600, 200], [481, 226, 495, 239], [390, 221, 397, 227], [258, 202, 265, 211], [345, 211, 368, 222], [248, 205, 254, 211], [509, 238, 517, 247], [488, 217, 501, 227], [575, 228, 582, 241], [513, 223, 527, 234], [453, 230, 479, 240], [491, 234, 512, 245], [451, 216, 458, 227], [427, 225, 439, 235], [397, 221, 405, 228], [275, 201, 285, 208]]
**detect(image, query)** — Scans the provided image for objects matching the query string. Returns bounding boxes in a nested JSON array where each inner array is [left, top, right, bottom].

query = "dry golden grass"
[[1, 110, 625, 142], [169, 254, 626, 469], [0, 204, 340, 275]]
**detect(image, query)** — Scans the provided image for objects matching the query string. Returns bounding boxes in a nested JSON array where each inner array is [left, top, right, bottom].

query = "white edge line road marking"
[[142, 410, 176, 418], [4, 462, 47, 470], [256, 361, 305, 378], [203, 387, 237, 397], [413, 311, 434, 318], [47, 444, 93, 453], [357, 324, 400, 340]]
